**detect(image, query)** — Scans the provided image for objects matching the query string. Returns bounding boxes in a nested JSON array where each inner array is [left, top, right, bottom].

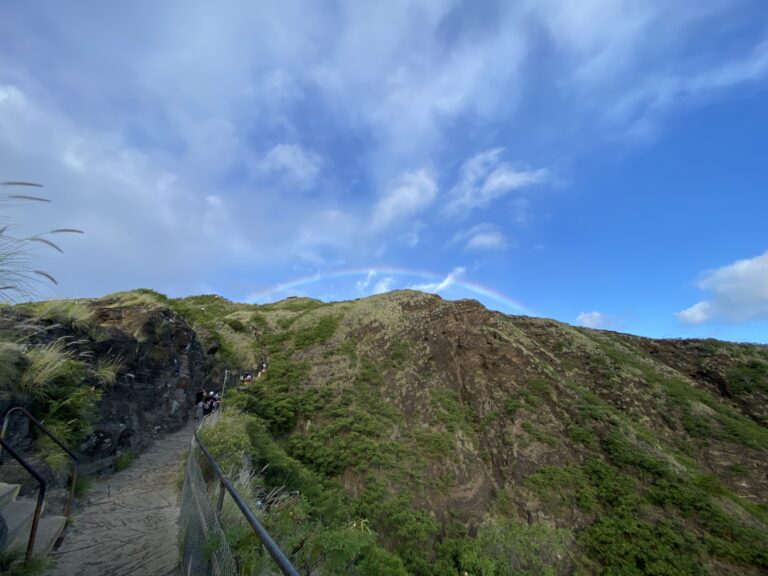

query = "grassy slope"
[[120, 289, 767, 575]]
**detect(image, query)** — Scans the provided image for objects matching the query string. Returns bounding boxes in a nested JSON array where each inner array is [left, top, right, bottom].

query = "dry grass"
[[0, 181, 83, 303]]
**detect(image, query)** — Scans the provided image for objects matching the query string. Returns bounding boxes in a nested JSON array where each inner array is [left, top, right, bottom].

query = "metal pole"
[[220, 369, 228, 403]]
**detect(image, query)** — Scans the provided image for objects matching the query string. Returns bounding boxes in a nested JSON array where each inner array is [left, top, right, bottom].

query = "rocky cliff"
[[0, 291, 209, 491]]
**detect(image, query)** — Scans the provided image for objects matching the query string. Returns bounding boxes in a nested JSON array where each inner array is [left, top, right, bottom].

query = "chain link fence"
[[178, 411, 296, 576], [179, 438, 239, 576]]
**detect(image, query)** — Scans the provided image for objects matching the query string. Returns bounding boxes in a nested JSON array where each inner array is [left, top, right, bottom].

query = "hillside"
[[3, 289, 767, 574]]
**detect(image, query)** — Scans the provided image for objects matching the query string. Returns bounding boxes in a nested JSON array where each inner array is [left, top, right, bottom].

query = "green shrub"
[[224, 317, 246, 332], [293, 315, 341, 349], [115, 451, 136, 471], [0, 341, 28, 391]]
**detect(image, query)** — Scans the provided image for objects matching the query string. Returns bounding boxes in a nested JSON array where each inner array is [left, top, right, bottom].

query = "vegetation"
[[115, 451, 136, 472]]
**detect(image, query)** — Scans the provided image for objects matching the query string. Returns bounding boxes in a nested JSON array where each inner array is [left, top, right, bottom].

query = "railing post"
[[216, 478, 226, 515], [26, 484, 46, 562]]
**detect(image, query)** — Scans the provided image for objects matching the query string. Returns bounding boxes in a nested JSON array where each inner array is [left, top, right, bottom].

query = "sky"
[[0, 1, 767, 343]]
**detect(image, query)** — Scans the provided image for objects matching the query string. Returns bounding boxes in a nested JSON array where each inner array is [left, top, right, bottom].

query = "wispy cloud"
[[450, 223, 509, 251], [677, 250, 768, 324], [254, 143, 322, 190], [444, 149, 547, 216], [372, 169, 437, 230], [412, 266, 465, 293], [576, 311, 610, 329]]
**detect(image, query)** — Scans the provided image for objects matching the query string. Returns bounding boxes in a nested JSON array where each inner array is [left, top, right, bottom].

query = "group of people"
[[194, 389, 221, 419], [241, 359, 268, 383]]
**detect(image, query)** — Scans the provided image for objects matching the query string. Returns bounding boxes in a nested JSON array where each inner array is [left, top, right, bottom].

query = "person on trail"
[[203, 391, 215, 416], [213, 392, 221, 410], [194, 389, 205, 420]]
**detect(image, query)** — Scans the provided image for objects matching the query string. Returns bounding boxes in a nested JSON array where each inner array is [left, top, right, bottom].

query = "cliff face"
[[167, 290, 767, 575], [0, 291, 209, 484]]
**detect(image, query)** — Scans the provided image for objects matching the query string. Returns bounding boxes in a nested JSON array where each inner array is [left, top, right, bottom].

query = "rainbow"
[[245, 266, 532, 315]]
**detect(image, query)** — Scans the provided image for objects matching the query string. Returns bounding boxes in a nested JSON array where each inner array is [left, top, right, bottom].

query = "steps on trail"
[[0, 482, 20, 507], [0, 483, 66, 559]]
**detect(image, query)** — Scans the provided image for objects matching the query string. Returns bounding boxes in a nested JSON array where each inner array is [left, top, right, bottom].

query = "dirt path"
[[45, 424, 194, 576]]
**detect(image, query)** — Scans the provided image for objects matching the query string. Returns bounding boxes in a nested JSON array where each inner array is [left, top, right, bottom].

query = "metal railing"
[[188, 413, 299, 576], [0, 437, 47, 562], [0, 407, 78, 562]]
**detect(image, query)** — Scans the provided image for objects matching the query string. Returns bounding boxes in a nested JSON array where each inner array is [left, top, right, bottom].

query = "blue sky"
[[1, 1, 767, 342]]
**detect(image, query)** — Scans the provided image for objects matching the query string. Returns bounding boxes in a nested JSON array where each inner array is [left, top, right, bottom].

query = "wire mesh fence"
[[179, 411, 297, 576], [179, 441, 239, 576]]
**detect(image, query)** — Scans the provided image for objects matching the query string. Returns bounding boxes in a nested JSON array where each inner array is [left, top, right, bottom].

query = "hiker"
[[203, 391, 215, 416], [213, 392, 221, 410], [194, 388, 205, 420]]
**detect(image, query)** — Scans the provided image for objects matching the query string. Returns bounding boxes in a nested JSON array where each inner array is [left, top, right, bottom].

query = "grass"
[[0, 340, 27, 391], [19, 339, 83, 399], [34, 300, 95, 332], [0, 550, 50, 575], [92, 355, 122, 388], [115, 450, 136, 472]]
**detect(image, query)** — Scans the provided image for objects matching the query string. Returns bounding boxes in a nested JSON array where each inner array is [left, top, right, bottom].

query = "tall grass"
[[92, 355, 123, 388], [19, 338, 81, 399], [35, 300, 95, 332], [0, 181, 83, 303]]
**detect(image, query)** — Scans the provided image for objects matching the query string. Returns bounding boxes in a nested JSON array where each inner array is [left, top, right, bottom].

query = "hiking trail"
[[44, 423, 193, 576]]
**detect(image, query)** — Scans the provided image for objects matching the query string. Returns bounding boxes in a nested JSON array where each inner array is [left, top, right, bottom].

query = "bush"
[[115, 451, 136, 472]]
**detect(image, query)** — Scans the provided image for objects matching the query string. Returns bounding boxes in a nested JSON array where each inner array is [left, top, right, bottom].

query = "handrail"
[[0, 436, 46, 563], [193, 415, 300, 576], [0, 407, 78, 523]]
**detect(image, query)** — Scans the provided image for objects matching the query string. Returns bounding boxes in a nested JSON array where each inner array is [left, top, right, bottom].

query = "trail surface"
[[45, 424, 193, 576]]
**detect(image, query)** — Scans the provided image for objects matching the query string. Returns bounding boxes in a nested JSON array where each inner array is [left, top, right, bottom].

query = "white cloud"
[[356, 270, 376, 294], [255, 143, 321, 190], [444, 149, 547, 216], [373, 277, 395, 294], [677, 251, 768, 324], [450, 223, 509, 251], [372, 169, 437, 230], [576, 311, 609, 329], [413, 266, 465, 294], [676, 301, 712, 325]]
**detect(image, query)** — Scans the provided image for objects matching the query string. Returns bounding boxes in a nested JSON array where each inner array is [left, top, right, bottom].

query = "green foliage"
[[35, 300, 95, 333], [436, 519, 573, 576], [584, 516, 701, 575], [429, 388, 477, 434], [0, 341, 28, 391], [115, 450, 136, 471], [411, 427, 454, 459], [74, 473, 94, 497], [92, 356, 122, 388], [727, 358, 768, 395], [527, 465, 598, 512], [250, 311, 268, 330], [223, 317, 246, 332], [293, 315, 341, 349], [567, 423, 598, 448], [198, 412, 252, 471], [19, 340, 85, 399], [0, 550, 49, 575], [389, 340, 410, 365], [356, 483, 440, 575]]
